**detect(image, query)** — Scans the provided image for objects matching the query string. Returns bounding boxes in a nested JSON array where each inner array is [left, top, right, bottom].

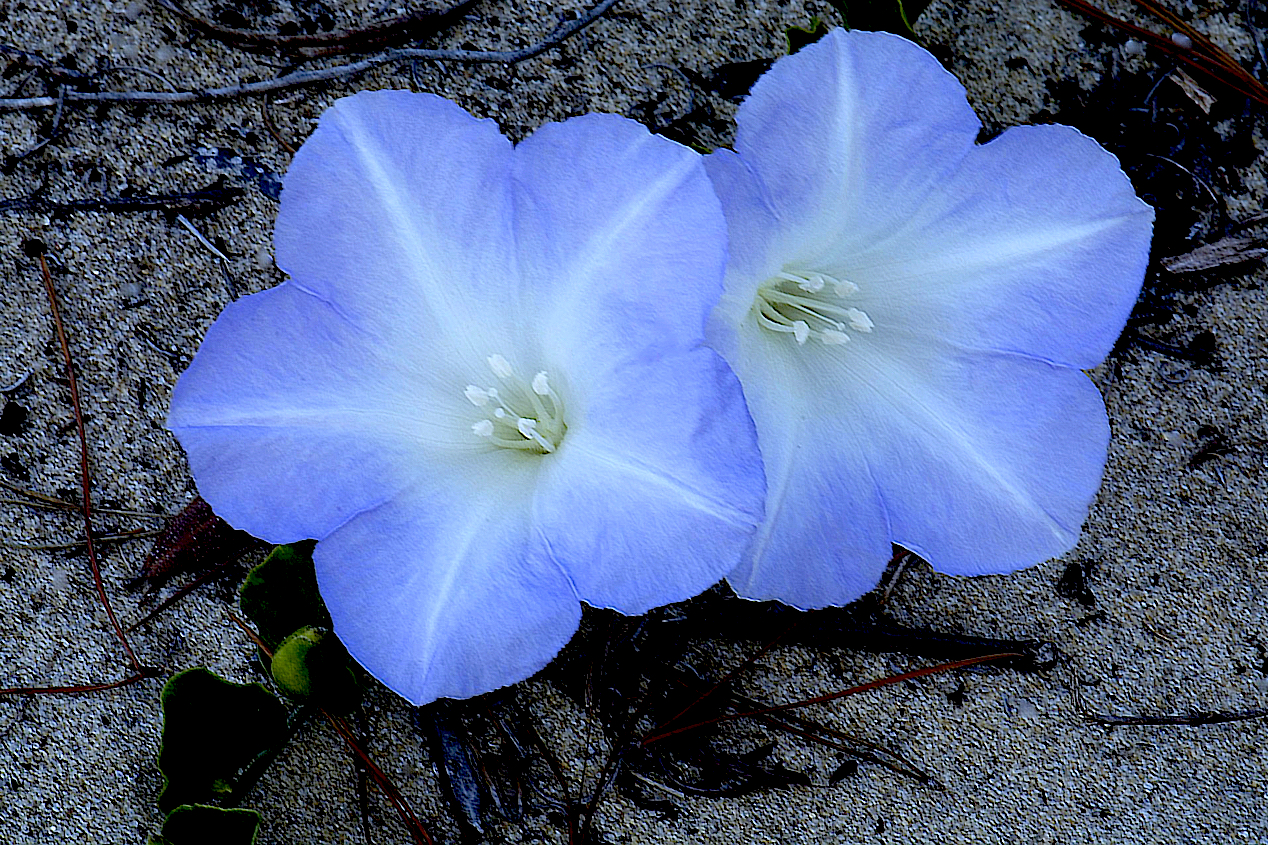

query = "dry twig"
[[0, 250, 154, 697], [0, 0, 620, 112], [158, 0, 479, 58], [1055, 0, 1268, 105]]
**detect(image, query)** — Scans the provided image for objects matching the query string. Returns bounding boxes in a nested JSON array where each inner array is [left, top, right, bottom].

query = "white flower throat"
[[466, 354, 566, 453], [753, 270, 873, 345]]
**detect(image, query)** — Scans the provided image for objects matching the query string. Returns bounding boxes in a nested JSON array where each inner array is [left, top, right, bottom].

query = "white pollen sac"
[[487, 354, 514, 379], [494, 408, 507, 419], [797, 274, 825, 293], [846, 308, 874, 332], [833, 279, 859, 297], [792, 320, 810, 344], [821, 330, 851, 345], [472, 420, 494, 436], [532, 371, 550, 396], [517, 417, 538, 438], [464, 385, 490, 406]]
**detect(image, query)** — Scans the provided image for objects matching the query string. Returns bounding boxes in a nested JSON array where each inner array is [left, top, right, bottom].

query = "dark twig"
[[0, 0, 620, 111], [1085, 707, 1268, 726], [0, 672, 154, 696], [327, 712, 435, 845], [0, 252, 154, 697], [3, 527, 163, 551], [159, 0, 480, 58], [1067, 657, 1268, 726], [262, 93, 297, 155], [0, 44, 93, 83], [643, 653, 1023, 745], [1055, 0, 1268, 105], [37, 252, 141, 672], [125, 556, 242, 632], [0, 181, 245, 217]]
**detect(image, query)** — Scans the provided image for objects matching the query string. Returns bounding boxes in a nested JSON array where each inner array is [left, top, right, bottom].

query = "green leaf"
[[239, 540, 329, 650], [270, 625, 362, 712], [785, 17, 832, 54], [827, 0, 928, 40], [157, 668, 288, 812], [160, 805, 261, 845]]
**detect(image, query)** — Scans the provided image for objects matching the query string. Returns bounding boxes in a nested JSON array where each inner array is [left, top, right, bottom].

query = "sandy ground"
[[1, 0, 1266, 842]]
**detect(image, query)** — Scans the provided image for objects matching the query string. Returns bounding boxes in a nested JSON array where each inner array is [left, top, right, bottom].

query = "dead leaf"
[[1168, 68, 1216, 114], [129, 495, 254, 587], [1162, 235, 1268, 273]]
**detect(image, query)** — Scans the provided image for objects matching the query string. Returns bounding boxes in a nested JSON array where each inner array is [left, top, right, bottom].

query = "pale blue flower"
[[168, 91, 765, 705], [704, 30, 1154, 608]]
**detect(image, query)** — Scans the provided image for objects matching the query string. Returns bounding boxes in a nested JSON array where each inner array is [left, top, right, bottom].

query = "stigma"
[[465, 355, 566, 453], [753, 270, 874, 346]]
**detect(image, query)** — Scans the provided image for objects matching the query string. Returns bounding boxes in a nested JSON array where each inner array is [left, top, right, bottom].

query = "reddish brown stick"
[[642, 653, 1022, 745], [1055, 0, 1268, 105]]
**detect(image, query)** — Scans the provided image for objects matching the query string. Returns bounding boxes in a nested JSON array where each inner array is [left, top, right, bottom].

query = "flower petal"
[[732, 29, 981, 267], [732, 328, 1111, 605], [722, 333, 891, 607], [274, 90, 519, 359], [168, 283, 440, 543], [313, 474, 581, 706], [509, 113, 729, 369], [535, 347, 765, 612], [835, 123, 1152, 368], [854, 341, 1111, 576]]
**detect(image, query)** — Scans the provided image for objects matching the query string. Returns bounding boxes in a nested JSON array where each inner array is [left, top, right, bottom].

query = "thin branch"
[[2, 528, 163, 551], [642, 653, 1022, 746], [0, 182, 245, 217], [1085, 707, 1268, 726], [0, 671, 154, 697], [0, 0, 620, 112], [37, 252, 142, 673], [1055, 0, 1268, 105], [327, 712, 435, 845], [0, 43, 92, 83], [158, 0, 480, 58], [125, 555, 240, 632]]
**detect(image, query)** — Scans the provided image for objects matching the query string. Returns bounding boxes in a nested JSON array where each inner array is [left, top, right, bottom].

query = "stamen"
[[467, 359, 566, 452], [846, 308, 873, 332], [753, 269, 874, 347], [487, 354, 513, 379], [532, 372, 550, 395]]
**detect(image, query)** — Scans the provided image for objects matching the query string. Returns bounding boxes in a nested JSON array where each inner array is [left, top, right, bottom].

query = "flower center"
[[752, 270, 873, 346], [465, 354, 566, 453]]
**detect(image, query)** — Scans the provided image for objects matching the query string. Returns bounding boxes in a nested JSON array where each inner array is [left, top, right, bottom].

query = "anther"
[[532, 372, 550, 396], [754, 269, 874, 347], [487, 354, 513, 379]]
